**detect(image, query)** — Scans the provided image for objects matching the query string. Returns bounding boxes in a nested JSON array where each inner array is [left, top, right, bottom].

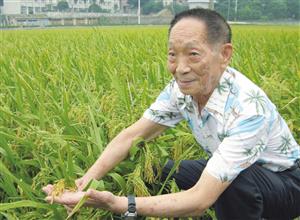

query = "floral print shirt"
[[143, 67, 300, 182]]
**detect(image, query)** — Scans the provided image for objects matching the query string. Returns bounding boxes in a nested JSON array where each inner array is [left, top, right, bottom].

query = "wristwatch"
[[123, 195, 137, 220]]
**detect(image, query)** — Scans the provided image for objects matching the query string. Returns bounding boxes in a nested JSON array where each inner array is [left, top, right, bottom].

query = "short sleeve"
[[205, 114, 269, 182], [143, 80, 184, 127]]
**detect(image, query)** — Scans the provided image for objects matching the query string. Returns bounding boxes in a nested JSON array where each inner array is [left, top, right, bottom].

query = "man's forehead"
[[168, 40, 202, 48], [169, 18, 208, 46], [168, 31, 208, 48]]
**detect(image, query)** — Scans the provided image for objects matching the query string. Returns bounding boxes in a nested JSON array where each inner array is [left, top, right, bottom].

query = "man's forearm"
[[85, 129, 136, 180], [84, 118, 167, 180], [106, 170, 229, 218], [111, 189, 206, 217]]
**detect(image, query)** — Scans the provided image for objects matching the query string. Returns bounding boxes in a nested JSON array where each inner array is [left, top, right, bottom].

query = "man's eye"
[[190, 52, 200, 56], [168, 52, 175, 57]]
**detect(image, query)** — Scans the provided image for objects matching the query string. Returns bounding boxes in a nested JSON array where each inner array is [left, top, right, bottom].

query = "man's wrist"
[[109, 195, 128, 213], [85, 169, 103, 180]]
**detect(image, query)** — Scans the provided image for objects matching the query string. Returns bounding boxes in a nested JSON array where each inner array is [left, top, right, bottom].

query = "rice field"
[[0, 25, 299, 219]]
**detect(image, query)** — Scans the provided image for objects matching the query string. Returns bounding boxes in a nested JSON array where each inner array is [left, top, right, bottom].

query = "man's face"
[[167, 18, 227, 98]]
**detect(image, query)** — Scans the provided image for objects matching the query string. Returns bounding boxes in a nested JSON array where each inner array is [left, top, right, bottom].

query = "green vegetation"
[[126, 0, 299, 20], [0, 25, 299, 219], [88, 3, 110, 13], [57, 1, 69, 12], [215, 0, 299, 21], [142, 1, 164, 15]]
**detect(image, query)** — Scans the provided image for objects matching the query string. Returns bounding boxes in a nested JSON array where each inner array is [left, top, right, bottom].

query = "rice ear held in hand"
[[50, 179, 77, 204]]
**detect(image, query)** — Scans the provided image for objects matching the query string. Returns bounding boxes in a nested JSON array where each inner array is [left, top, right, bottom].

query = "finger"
[[45, 196, 54, 204], [64, 205, 73, 214], [42, 184, 54, 195], [77, 184, 85, 191], [86, 189, 98, 198], [45, 191, 85, 205], [75, 178, 82, 186], [75, 179, 86, 191], [45, 196, 71, 205]]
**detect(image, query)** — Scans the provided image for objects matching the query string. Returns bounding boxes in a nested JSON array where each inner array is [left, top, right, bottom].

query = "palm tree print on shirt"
[[243, 140, 266, 159], [277, 133, 292, 154], [165, 112, 177, 120], [217, 81, 229, 95], [244, 90, 267, 114], [219, 174, 229, 183], [224, 77, 234, 89], [149, 109, 178, 122], [177, 96, 194, 113], [218, 130, 229, 142]]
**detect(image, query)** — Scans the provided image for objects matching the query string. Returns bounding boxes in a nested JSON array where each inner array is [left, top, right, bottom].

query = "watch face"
[[124, 211, 137, 220]]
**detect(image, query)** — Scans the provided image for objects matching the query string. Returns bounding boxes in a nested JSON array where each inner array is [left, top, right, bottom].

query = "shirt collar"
[[205, 67, 233, 117]]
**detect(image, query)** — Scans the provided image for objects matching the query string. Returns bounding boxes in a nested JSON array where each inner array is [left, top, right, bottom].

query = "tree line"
[[215, 0, 299, 21], [56, 0, 299, 21]]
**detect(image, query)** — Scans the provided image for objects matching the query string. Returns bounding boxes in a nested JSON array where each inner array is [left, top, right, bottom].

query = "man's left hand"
[[42, 184, 116, 209]]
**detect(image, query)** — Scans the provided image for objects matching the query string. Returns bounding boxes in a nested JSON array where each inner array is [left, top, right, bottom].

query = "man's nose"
[[176, 58, 191, 75]]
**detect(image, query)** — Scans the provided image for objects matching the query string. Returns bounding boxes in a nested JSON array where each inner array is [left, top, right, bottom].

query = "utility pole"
[[227, 0, 230, 21], [137, 0, 140, 24], [209, 0, 214, 10], [234, 0, 238, 21]]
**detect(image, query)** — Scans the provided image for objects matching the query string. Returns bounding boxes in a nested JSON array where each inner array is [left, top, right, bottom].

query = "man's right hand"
[[75, 175, 95, 191]]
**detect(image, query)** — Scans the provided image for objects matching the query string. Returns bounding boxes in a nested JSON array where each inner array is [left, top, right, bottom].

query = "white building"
[[1, 0, 124, 15], [1, 0, 59, 14], [187, 0, 214, 9]]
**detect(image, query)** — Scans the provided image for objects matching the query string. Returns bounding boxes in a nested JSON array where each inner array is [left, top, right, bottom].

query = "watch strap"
[[127, 195, 136, 213]]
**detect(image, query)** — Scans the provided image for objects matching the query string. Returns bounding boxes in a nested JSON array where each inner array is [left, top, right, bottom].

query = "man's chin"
[[178, 88, 194, 96], [179, 87, 209, 98]]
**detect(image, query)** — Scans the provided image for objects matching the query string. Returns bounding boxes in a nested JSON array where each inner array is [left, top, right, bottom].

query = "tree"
[[128, 0, 148, 8], [287, 0, 299, 19], [264, 0, 287, 20], [143, 1, 164, 15], [169, 2, 189, 15], [57, 1, 69, 12], [88, 3, 109, 13], [215, 0, 298, 21], [238, 0, 262, 20], [114, 4, 119, 12], [215, 0, 234, 20]]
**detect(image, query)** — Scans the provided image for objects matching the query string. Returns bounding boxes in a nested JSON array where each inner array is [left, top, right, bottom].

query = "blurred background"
[[0, 0, 299, 28]]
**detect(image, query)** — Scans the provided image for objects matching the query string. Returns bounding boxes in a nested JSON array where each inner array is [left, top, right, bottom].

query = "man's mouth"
[[178, 79, 195, 88]]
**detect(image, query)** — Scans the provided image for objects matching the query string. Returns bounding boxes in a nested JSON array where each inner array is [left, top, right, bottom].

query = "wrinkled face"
[[167, 18, 226, 98]]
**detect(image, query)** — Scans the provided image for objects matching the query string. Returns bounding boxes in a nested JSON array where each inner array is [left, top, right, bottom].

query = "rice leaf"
[[108, 172, 127, 194], [0, 200, 51, 211]]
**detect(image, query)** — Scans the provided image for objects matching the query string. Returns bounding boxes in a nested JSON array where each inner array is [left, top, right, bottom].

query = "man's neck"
[[193, 67, 227, 111], [193, 93, 212, 112]]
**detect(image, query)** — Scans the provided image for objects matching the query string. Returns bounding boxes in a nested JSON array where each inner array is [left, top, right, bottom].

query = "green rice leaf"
[[108, 172, 127, 194], [0, 200, 52, 211]]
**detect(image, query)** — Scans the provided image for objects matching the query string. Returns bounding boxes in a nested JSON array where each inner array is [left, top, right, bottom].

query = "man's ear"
[[221, 43, 233, 67]]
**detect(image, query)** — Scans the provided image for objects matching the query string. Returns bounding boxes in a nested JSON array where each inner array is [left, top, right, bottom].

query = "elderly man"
[[43, 8, 300, 219]]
